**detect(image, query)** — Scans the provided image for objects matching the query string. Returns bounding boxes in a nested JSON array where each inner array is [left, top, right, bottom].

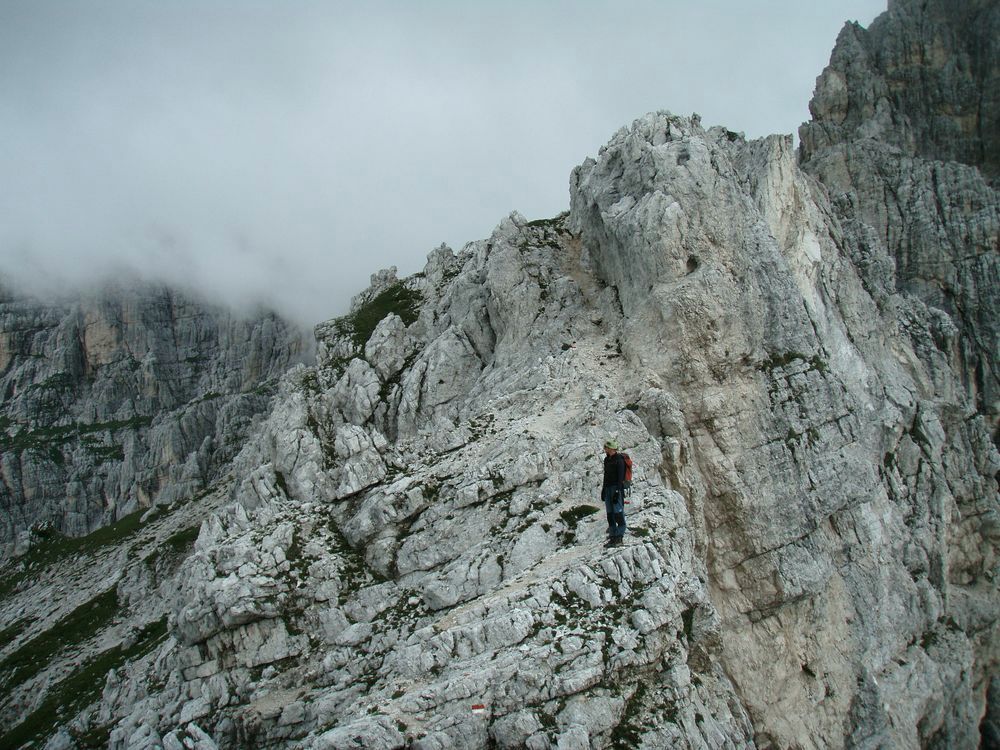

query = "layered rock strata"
[[800, 0, 1000, 184]]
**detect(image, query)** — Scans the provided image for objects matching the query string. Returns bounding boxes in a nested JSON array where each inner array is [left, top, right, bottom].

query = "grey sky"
[[0, 1, 885, 326]]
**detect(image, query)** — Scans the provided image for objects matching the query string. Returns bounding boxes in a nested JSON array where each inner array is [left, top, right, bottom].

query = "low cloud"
[[0, 0, 885, 326]]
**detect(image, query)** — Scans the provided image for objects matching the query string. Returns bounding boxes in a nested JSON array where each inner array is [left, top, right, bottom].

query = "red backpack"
[[621, 453, 633, 497]]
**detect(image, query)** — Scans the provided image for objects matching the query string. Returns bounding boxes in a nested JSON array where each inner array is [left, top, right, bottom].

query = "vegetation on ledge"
[[336, 281, 423, 350]]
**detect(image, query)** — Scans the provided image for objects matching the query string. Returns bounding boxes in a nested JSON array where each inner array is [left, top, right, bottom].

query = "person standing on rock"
[[602, 439, 627, 546]]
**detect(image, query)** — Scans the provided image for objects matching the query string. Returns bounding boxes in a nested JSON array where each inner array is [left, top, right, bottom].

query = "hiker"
[[602, 439, 627, 546]]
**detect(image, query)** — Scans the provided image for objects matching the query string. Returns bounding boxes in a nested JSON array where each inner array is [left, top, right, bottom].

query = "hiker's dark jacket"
[[603, 452, 626, 489]]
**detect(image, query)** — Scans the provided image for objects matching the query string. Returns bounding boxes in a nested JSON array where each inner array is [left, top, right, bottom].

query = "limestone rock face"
[[571, 106, 997, 748], [800, 0, 1000, 424], [0, 2, 997, 749], [800, 0, 1000, 183], [0, 282, 309, 554]]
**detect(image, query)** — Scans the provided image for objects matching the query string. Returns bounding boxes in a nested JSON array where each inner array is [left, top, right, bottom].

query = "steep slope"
[[22, 103, 994, 746], [0, 281, 310, 555], [1, 2, 997, 749], [570, 110, 996, 747]]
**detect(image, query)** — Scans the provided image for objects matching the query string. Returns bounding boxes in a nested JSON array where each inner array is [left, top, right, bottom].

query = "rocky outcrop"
[[570, 107, 997, 748], [800, 0, 1000, 183], [0, 1, 996, 748], [0, 281, 309, 554], [75, 216, 760, 750], [800, 0, 1000, 425]]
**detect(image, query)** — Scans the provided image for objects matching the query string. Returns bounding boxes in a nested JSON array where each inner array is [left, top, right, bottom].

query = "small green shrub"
[[336, 282, 423, 349], [0, 416, 153, 454], [163, 525, 200, 553]]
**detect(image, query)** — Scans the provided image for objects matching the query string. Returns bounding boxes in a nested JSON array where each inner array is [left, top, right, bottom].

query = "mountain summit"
[[0, 1, 997, 748]]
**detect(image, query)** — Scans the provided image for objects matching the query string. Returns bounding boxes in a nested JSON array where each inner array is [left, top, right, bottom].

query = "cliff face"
[[799, 0, 999, 422], [800, 0, 1000, 183], [568, 107, 997, 748], [0, 282, 309, 554], [0, 2, 997, 749]]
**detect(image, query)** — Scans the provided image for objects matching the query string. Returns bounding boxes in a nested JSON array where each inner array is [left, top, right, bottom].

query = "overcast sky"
[[0, 0, 886, 326]]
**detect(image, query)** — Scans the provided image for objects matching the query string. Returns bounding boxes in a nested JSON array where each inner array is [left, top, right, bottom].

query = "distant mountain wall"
[[800, 0, 1000, 184], [0, 282, 310, 554]]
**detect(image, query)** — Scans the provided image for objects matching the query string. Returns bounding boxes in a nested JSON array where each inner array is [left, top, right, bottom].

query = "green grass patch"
[[82, 444, 125, 462], [0, 588, 120, 702], [610, 681, 649, 748], [757, 351, 828, 375], [26, 372, 76, 393], [809, 355, 829, 374], [163, 524, 201, 554], [72, 722, 113, 749], [559, 505, 599, 530], [335, 282, 423, 349], [0, 618, 28, 651], [0, 416, 153, 454], [320, 517, 385, 604], [0, 616, 168, 750], [251, 378, 279, 397], [525, 212, 568, 229], [0, 511, 147, 600]]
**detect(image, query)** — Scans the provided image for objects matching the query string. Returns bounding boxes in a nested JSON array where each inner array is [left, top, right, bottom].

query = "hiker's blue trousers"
[[602, 485, 626, 539]]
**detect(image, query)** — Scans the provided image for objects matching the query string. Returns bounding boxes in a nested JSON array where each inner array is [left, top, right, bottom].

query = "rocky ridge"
[[1, 1, 998, 748], [0, 282, 310, 556]]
